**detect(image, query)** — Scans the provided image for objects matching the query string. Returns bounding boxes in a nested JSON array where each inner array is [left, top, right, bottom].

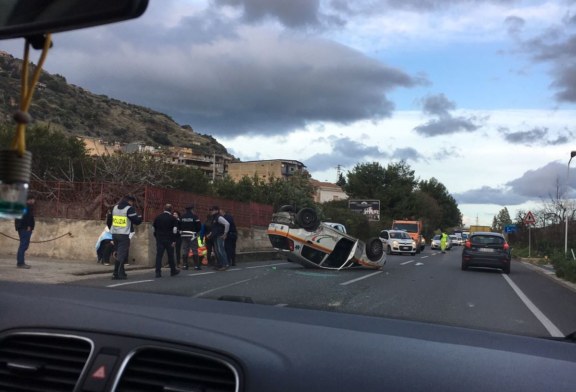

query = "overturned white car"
[[267, 206, 386, 270]]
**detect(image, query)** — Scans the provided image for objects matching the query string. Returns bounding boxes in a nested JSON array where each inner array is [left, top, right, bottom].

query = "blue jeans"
[[17, 229, 32, 265], [214, 237, 229, 268]]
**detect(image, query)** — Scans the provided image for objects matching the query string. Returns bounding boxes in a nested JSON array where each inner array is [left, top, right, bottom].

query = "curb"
[[71, 251, 282, 276], [517, 258, 576, 294]]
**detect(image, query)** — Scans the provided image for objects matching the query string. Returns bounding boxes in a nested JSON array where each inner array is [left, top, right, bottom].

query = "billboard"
[[348, 199, 380, 221]]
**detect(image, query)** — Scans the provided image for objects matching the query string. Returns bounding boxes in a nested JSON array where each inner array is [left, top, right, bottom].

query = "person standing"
[[440, 231, 448, 254], [172, 210, 182, 268], [207, 206, 230, 271], [220, 208, 237, 266], [201, 213, 215, 268], [153, 204, 180, 278], [107, 195, 142, 280], [180, 205, 202, 270], [15, 197, 35, 269]]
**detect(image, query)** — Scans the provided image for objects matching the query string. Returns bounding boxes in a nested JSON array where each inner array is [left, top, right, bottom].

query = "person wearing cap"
[[152, 203, 180, 278], [207, 206, 230, 271], [107, 195, 142, 280], [180, 204, 202, 270]]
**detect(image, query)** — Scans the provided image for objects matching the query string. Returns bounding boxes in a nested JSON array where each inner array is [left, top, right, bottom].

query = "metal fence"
[[30, 181, 273, 227]]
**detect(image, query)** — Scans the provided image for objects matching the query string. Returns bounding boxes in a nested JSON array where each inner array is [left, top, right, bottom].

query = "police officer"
[[107, 195, 142, 280], [153, 203, 180, 278], [180, 204, 202, 270]]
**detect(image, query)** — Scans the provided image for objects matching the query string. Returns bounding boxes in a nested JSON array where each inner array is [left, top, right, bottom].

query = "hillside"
[[0, 51, 231, 155]]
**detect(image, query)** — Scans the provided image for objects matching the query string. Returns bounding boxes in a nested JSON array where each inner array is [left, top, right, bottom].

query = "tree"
[[418, 177, 462, 229], [344, 162, 387, 199], [491, 207, 512, 232], [0, 124, 90, 181]]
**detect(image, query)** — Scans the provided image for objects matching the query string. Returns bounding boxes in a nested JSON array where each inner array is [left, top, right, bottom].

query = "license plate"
[[400, 246, 410, 250], [478, 248, 495, 253]]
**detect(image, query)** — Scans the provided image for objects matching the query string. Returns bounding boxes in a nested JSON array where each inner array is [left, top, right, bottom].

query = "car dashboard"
[[1, 281, 576, 392]]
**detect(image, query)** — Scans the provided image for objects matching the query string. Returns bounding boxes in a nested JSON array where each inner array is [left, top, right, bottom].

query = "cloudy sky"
[[3, 0, 576, 226]]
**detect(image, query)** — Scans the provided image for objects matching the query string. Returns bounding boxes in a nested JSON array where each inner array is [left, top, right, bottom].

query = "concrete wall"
[[0, 218, 273, 266]]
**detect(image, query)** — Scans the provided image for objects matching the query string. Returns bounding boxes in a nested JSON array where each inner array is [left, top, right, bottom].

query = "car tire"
[[386, 245, 392, 255], [461, 261, 468, 271], [278, 205, 295, 212], [366, 238, 385, 261], [503, 264, 510, 274], [295, 208, 320, 231], [411, 252, 416, 256]]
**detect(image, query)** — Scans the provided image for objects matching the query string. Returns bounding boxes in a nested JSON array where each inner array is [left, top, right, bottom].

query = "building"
[[227, 159, 307, 182], [310, 179, 348, 203], [78, 137, 121, 156]]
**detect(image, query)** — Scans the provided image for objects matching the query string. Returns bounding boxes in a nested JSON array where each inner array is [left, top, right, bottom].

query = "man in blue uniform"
[[107, 195, 142, 280]]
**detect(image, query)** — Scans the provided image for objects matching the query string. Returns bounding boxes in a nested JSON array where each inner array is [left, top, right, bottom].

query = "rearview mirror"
[[0, 0, 148, 39]]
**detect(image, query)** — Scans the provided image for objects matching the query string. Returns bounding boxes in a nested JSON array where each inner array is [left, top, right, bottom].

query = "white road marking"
[[275, 303, 289, 307], [186, 272, 216, 277], [400, 260, 415, 265], [107, 279, 154, 288], [245, 262, 286, 269], [420, 255, 429, 259], [340, 271, 383, 286], [193, 277, 256, 298], [501, 274, 564, 337]]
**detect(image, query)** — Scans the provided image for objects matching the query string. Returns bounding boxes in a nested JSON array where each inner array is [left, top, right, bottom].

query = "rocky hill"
[[0, 51, 231, 155]]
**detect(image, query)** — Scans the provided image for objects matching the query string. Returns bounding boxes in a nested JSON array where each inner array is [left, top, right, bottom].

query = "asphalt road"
[[72, 247, 576, 338]]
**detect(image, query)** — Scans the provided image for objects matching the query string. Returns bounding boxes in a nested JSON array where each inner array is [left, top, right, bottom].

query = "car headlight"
[[392, 240, 399, 247], [412, 241, 417, 247]]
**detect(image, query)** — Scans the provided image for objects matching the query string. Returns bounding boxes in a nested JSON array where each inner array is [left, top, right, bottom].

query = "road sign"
[[523, 211, 536, 225], [504, 224, 517, 233]]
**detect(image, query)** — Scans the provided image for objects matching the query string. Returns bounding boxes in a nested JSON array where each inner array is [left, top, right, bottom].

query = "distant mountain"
[[0, 51, 231, 156]]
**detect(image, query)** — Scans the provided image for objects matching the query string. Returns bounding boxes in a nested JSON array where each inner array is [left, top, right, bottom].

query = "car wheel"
[[366, 238, 385, 261], [386, 245, 392, 255], [503, 264, 510, 274], [295, 208, 319, 231], [411, 252, 416, 256], [278, 205, 295, 212], [461, 261, 468, 271]]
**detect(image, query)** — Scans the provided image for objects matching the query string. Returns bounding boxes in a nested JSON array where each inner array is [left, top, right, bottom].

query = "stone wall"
[[0, 218, 273, 266]]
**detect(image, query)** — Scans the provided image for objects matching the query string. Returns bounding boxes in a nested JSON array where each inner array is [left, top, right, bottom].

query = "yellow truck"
[[468, 225, 492, 234]]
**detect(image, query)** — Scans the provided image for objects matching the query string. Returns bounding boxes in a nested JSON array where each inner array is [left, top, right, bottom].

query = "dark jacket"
[[15, 205, 34, 231], [153, 211, 178, 242], [180, 210, 201, 233], [223, 213, 237, 238]]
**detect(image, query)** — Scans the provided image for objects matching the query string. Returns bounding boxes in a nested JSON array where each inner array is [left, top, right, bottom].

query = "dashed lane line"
[[107, 279, 154, 288], [340, 271, 384, 286], [193, 277, 257, 298], [400, 260, 415, 265]]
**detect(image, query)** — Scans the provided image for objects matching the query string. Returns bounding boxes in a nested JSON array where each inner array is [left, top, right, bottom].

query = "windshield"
[[392, 223, 418, 232], [2, 0, 576, 342]]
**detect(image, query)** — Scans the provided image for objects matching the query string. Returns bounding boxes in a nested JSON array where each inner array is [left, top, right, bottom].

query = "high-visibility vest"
[[110, 205, 131, 235]]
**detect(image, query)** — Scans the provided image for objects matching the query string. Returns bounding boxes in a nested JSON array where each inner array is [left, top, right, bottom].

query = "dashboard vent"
[[115, 347, 238, 392], [0, 333, 92, 392]]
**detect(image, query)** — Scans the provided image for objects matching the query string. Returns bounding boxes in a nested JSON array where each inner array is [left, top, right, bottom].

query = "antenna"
[[336, 164, 342, 182]]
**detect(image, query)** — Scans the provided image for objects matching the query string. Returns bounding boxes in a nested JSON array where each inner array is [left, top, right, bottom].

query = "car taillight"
[[503, 242, 509, 251], [464, 240, 471, 248], [288, 239, 294, 251]]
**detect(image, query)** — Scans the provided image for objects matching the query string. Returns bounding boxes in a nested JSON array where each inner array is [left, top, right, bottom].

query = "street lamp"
[[565, 151, 576, 254]]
